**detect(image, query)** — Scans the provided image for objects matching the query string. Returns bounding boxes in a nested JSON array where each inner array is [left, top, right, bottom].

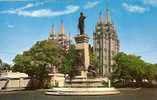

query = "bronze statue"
[[78, 12, 86, 35]]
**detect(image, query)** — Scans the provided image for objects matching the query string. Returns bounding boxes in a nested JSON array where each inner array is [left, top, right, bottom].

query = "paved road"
[[0, 88, 157, 100]]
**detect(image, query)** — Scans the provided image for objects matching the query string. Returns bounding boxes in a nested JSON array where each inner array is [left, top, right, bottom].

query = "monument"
[[46, 12, 120, 96], [75, 12, 90, 79]]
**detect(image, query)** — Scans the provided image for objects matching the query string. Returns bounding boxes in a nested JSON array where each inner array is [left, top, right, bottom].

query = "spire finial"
[[48, 24, 56, 40], [105, 0, 111, 24], [68, 32, 71, 45], [60, 20, 64, 34], [51, 24, 55, 35], [98, 11, 103, 24]]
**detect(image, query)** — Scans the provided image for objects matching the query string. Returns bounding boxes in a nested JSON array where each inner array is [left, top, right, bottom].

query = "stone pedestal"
[[75, 34, 90, 78], [49, 73, 65, 87]]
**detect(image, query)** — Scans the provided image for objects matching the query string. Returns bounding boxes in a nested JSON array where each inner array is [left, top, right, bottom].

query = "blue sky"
[[0, 0, 157, 64]]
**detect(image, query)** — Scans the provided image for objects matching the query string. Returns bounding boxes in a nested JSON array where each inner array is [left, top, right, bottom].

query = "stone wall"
[[0, 78, 30, 90]]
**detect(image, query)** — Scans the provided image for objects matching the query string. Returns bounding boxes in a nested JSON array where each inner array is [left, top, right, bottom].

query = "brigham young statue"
[[78, 12, 86, 35]]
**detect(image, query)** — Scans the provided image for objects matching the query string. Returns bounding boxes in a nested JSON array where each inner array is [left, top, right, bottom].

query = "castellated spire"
[[105, 8, 111, 24], [98, 12, 103, 24], [93, 0, 120, 76], [105, 0, 112, 24], [60, 20, 64, 34], [48, 24, 56, 40]]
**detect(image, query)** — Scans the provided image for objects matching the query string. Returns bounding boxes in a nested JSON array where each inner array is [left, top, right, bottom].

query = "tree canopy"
[[0, 58, 10, 72], [12, 40, 65, 87], [111, 52, 157, 87], [61, 45, 81, 80]]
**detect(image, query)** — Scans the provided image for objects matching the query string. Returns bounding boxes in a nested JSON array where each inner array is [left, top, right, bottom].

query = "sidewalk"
[[0, 88, 25, 92]]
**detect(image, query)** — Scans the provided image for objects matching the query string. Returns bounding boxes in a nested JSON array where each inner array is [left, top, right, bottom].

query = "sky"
[[0, 0, 157, 64]]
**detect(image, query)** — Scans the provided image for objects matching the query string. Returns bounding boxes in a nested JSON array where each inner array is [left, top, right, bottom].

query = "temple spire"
[[105, 0, 111, 24], [48, 24, 56, 40], [60, 20, 64, 34], [51, 24, 55, 35], [98, 12, 103, 24]]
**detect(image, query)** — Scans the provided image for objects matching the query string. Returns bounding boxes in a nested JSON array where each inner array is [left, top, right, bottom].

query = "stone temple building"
[[93, 8, 120, 77], [49, 21, 69, 52]]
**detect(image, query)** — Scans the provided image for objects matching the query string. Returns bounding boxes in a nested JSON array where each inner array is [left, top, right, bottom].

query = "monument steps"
[[46, 87, 120, 96]]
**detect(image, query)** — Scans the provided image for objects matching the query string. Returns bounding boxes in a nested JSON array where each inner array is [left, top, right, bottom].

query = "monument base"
[[64, 78, 108, 88], [49, 73, 65, 87], [75, 34, 90, 78], [75, 34, 89, 43], [46, 87, 120, 96]]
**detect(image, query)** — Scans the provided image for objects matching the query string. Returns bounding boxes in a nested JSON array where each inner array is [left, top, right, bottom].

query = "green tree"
[[89, 45, 101, 77], [155, 64, 157, 81], [89, 52, 101, 77], [0, 58, 2, 70], [13, 40, 65, 88], [111, 52, 152, 86], [2, 63, 10, 70], [143, 64, 156, 83], [111, 52, 133, 85], [0, 59, 2, 65], [0, 58, 10, 72], [61, 45, 81, 80]]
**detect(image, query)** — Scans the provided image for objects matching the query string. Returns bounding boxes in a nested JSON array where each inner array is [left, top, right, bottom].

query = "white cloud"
[[143, 0, 157, 6], [13, 2, 44, 11], [122, 3, 146, 13], [18, 3, 34, 10], [1, 5, 79, 17], [84, 1, 99, 9], [8, 24, 14, 28]]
